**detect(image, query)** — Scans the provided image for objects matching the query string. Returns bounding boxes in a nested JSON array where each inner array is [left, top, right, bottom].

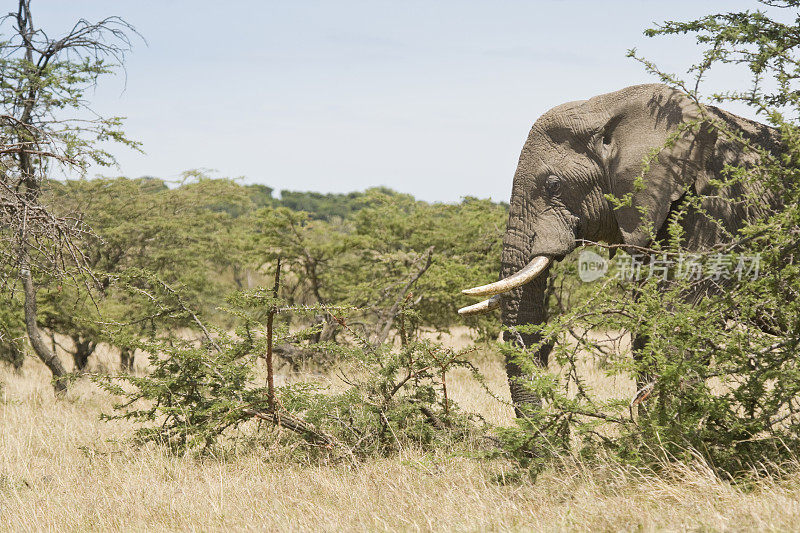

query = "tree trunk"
[[71, 336, 96, 372], [21, 267, 67, 392]]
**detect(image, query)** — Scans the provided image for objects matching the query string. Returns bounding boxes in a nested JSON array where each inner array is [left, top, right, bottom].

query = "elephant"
[[459, 83, 783, 415]]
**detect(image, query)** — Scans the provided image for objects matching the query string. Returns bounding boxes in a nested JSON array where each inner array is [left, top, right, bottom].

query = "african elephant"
[[459, 83, 783, 415]]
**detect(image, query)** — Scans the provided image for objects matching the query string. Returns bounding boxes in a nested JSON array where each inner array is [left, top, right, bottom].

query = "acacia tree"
[[0, 0, 139, 389]]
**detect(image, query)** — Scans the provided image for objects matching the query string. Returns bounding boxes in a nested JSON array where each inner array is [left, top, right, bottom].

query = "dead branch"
[[419, 405, 446, 430], [242, 408, 343, 449]]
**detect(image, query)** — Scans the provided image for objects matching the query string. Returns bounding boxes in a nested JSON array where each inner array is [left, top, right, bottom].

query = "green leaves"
[[251, 189, 507, 342]]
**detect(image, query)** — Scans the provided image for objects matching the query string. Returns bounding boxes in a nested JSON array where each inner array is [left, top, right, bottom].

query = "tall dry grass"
[[1, 330, 800, 531]]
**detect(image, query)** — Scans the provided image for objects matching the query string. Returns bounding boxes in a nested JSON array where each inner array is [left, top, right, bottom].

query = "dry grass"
[[2, 330, 800, 531]]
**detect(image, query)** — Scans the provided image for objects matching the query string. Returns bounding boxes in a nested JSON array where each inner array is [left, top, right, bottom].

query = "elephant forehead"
[[517, 132, 593, 175], [532, 100, 597, 136], [512, 99, 609, 181], [520, 109, 607, 167]]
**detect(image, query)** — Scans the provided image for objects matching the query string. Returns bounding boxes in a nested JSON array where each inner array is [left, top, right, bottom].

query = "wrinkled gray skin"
[[494, 84, 782, 413]]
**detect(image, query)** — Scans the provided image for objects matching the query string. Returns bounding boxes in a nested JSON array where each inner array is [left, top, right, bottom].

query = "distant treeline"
[[85, 177, 438, 221]]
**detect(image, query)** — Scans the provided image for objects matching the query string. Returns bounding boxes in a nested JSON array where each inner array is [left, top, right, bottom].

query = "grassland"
[[1, 330, 800, 531]]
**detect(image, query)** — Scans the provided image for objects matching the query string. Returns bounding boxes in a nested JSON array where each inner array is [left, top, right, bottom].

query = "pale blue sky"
[[34, 1, 760, 202]]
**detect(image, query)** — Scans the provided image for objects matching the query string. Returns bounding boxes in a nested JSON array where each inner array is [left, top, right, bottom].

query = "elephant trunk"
[[459, 198, 568, 416], [499, 243, 553, 416]]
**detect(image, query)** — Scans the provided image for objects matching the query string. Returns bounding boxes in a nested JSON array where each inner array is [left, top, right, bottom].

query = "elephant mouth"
[[458, 255, 551, 316]]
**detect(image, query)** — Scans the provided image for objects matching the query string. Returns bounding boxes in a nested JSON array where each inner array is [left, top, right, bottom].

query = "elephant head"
[[460, 84, 719, 413]]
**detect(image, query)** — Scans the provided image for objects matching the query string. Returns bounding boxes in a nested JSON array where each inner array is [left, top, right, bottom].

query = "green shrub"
[[97, 273, 485, 457]]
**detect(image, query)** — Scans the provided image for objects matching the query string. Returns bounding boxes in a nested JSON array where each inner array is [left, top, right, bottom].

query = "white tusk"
[[458, 295, 501, 316], [461, 256, 551, 297]]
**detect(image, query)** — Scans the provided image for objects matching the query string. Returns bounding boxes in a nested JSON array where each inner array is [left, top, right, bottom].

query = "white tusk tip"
[[458, 295, 502, 316]]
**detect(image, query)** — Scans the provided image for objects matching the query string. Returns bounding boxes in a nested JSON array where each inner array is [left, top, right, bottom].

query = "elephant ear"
[[593, 84, 717, 248]]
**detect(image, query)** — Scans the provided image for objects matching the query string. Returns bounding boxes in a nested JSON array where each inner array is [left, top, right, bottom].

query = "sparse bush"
[[97, 268, 485, 457]]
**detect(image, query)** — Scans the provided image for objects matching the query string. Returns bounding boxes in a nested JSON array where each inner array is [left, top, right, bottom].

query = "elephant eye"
[[545, 175, 562, 196]]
